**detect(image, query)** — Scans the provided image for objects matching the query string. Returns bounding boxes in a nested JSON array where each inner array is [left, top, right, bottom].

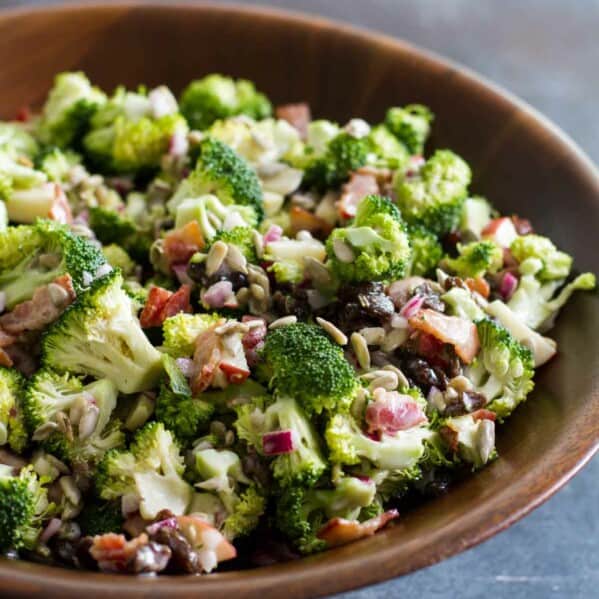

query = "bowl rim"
[[0, 2, 598, 597]]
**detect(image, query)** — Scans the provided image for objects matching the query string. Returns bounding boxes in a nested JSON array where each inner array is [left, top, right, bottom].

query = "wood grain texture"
[[0, 3, 598, 598]]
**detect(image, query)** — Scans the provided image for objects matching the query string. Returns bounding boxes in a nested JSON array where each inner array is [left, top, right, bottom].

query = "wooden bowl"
[[0, 3, 597, 597]]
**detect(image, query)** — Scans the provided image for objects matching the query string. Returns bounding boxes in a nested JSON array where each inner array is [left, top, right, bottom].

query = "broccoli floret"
[[326, 194, 412, 283], [235, 396, 327, 487], [441, 286, 485, 321], [464, 319, 535, 420], [0, 367, 27, 453], [102, 244, 136, 276], [168, 137, 263, 222], [368, 125, 409, 169], [162, 312, 221, 358], [443, 240, 503, 278], [263, 235, 327, 285], [96, 421, 192, 519], [36, 147, 81, 183], [0, 465, 53, 551], [407, 224, 443, 276], [438, 414, 497, 468], [460, 196, 493, 238], [303, 132, 374, 192], [510, 234, 572, 281], [325, 413, 433, 470], [384, 104, 433, 155], [24, 369, 124, 467], [38, 72, 106, 148], [179, 74, 272, 130], [223, 485, 266, 541], [155, 355, 214, 445], [42, 270, 163, 394], [258, 322, 358, 414], [394, 149, 472, 235], [0, 122, 39, 158], [77, 500, 123, 536], [83, 86, 187, 173], [0, 220, 107, 309], [212, 226, 258, 262], [0, 146, 47, 193], [275, 476, 376, 554]]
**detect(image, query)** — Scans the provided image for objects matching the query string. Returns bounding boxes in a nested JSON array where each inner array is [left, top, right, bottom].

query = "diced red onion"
[[399, 295, 424, 319], [39, 518, 62, 544], [203, 281, 234, 308], [262, 430, 296, 456], [499, 271, 519, 301], [169, 129, 189, 157], [146, 517, 178, 536], [175, 357, 194, 378], [172, 263, 194, 286], [263, 224, 283, 245]]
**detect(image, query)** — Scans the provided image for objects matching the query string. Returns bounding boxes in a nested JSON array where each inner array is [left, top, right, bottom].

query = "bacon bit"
[[219, 361, 250, 384], [241, 316, 267, 367], [439, 425, 459, 451], [0, 329, 17, 348], [162, 285, 192, 320], [164, 221, 205, 267], [317, 510, 399, 548], [275, 102, 311, 139], [176, 515, 237, 562], [511, 215, 533, 236], [140, 285, 192, 328], [48, 184, 72, 224], [191, 324, 224, 394], [15, 106, 31, 122], [337, 172, 379, 220], [409, 309, 480, 364], [0, 348, 13, 367], [89, 533, 150, 573], [465, 277, 490, 299], [0, 274, 76, 335], [471, 409, 497, 422], [355, 165, 393, 186], [366, 388, 427, 434], [289, 206, 332, 238]]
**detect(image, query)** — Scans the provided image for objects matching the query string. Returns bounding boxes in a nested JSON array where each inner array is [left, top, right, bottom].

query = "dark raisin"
[[152, 527, 201, 574], [229, 271, 248, 291], [413, 283, 445, 313], [186, 261, 205, 283], [511, 215, 533, 235], [402, 357, 444, 392]]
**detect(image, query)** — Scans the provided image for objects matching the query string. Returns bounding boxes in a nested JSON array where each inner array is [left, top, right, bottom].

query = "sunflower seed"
[[364, 370, 398, 391], [226, 244, 248, 274], [252, 230, 264, 259], [476, 419, 495, 464], [48, 283, 71, 306], [382, 364, 410, 389], [449, 375, 473, 393], [381, 328, 409, 352], [332, 239, 355, 263], [296, 230, 313, 241], [351, 332, 370, 370], [250, 283, 266, 301], [269, 315, 298, 329], [358, 327, 385, 346], [78, 404, 100, 440], [316, 317, 348, 345], [303, 256, 332, 286], [59, 476, 82, 507], [236, 287, 250, 304], [205, 241, 228, 276]]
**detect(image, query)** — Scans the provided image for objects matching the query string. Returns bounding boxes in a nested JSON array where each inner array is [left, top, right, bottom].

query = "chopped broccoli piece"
[[0, 146, 47, 192], [168, 137, 263, 222], [264, 235, 327, 285], [384, 104, 433, 154], [42, 270, 163, 394], [0, 122, 39, 158], [155, 355, 214, 445], [77, 500, 123, 536], [180, 74, 272, 130], [464, 318, 535, 419], [510, 234, 573, 281], [102, 244, 136, 276], [460, 196, 493, 238], [96, 421, 192, 519], [439, 413, 497, 468], [223, 485, 266, 540], [443, 240, 503, 278], [36, 147, 81, 183], [0, 465, 53, 551], [0, 220, 107, 309], [24, 369, 124, 468], [276, 476, 376, 554], [394, 149, 472, 235], [407, 224, 443, 276], [258, 322, 358, 414], [38, 72, 106, 148], [212, 226, 258, 263], [235, 396, 327, 487], [368, 125, 409, 169], [441, 286, 485, 321], [0, 367, 27, 453], [162, 312, 221, 358], [326, 194, 412, 282]]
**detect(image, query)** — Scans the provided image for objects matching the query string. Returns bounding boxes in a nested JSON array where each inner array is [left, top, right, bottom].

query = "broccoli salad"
[[0, 71, 594, 575]]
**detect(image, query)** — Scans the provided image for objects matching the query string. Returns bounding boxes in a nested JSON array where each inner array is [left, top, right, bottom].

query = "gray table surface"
[[2, 1, 599, 598]]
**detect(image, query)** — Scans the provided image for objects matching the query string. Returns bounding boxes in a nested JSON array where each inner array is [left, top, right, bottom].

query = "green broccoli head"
[[394, 149, 472, 235], [223, 485, 266, 541], [212, 226, 258, 263], [438, 413, 497, 468], [102, 244, 136, 276], [510, 234, 573, 281], [0, 145, 47, 193], [179, 74, 272, 130], [0, 220, 107, 309], [443, 240, 503, 278], [303, 132, 374, 192], [38, 71, 106, 148], [77, 500, 123, 536], [96, 421, 192, 520], [0, 465, 53, 551], [42, 269, 163, 394], [155, 355, 214, 445], [384, 104, 434, 155], [235, 396, 327, 487], [275, 476, 376, 554], [407, 224, 443, 277], [36, 147, 81, 183], [168, 137, 263, 222], [326, 194, 412, 283], [464, 318, 535, 419], [258, 322, 358, 414], [0, 367, 27, 453], [368, 125, 410, 169], [0, 122, 39, 158], [162, 312, 221, 358]]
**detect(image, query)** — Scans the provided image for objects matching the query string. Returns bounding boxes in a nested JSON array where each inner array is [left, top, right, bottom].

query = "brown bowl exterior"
[[0, 3, 598, 598]]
